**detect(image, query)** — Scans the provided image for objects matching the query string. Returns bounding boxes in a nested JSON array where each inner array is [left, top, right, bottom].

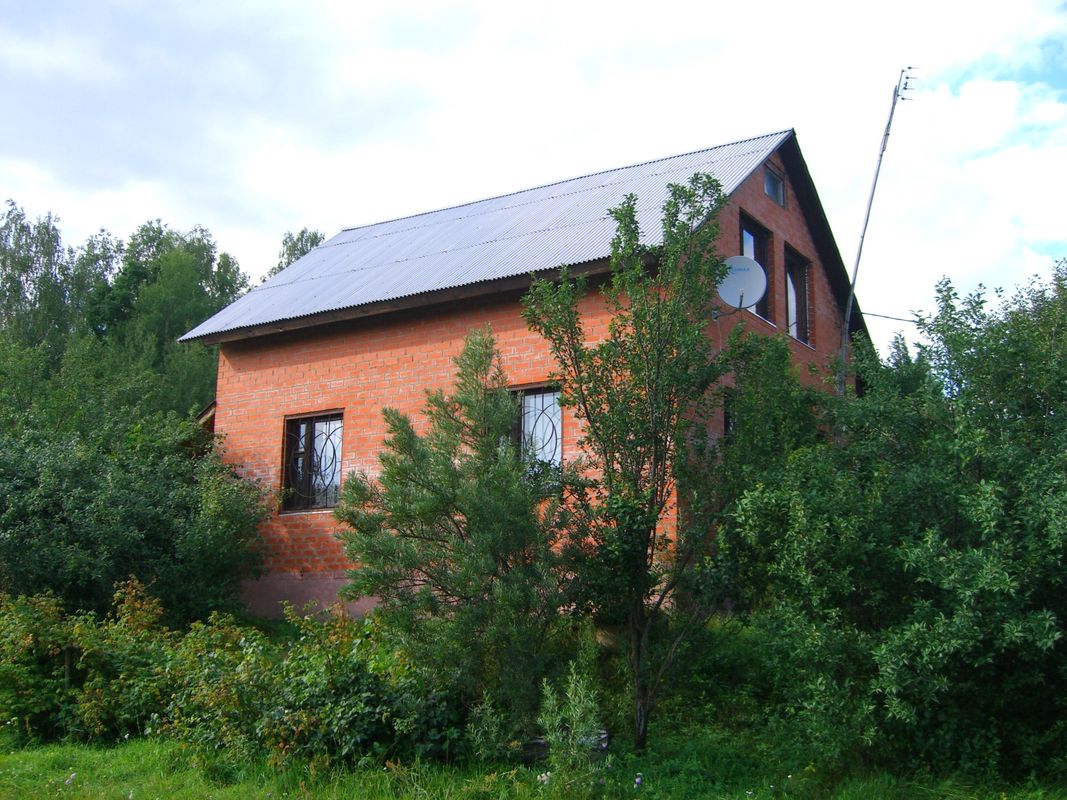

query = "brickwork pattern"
[[217, 162, 846, 612]]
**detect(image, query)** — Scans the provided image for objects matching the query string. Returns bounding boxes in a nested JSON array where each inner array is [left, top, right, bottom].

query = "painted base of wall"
[[240, 570, 377, 619]]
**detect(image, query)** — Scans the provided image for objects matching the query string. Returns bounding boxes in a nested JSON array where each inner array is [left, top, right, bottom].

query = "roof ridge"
[[335, 129, 794, 235]]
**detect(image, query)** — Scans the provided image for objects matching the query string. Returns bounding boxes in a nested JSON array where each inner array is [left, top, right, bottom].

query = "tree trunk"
[[630, 598, 652, 750], [634, 692, 649, 750]]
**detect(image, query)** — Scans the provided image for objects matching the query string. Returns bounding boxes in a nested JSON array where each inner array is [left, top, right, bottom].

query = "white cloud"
[[0, 28, 118, 82], [0, 0, 1064, 351]]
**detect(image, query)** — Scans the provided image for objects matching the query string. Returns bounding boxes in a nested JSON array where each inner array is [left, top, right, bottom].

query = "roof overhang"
[[777, 134, 868, 339], [189, 258, 613, 345]]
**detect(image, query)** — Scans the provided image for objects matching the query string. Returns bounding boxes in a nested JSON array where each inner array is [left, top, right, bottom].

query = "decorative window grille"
[[518, 389, 561, 467], [283, 413, 343, 510]]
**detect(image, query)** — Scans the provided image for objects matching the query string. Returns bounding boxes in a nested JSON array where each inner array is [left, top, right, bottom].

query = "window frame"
[[511, 386, 562, 469], [281, 411, 344, 511], [740, 214, 772, 321], [764, 166, 786, 206], [784, 247, 810, 344]]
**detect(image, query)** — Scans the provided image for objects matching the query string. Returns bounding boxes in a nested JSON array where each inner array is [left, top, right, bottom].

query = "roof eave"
[[183, 258, 612, 345], [776, 133, 868, 338]]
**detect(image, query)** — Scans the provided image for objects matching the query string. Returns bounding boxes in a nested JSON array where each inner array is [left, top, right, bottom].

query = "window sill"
[[746, 310, 777, 328], [279, 507, 338, 516]]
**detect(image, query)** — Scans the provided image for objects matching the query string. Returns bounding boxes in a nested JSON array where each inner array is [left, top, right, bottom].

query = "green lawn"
[[1, 737, 1064, 800]]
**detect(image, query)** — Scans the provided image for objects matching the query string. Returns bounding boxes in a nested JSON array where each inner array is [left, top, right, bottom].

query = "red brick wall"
[[716, 152, 845, 380], [218, 157, 845, 616]]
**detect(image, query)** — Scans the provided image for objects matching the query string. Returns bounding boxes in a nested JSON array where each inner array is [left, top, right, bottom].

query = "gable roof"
[[182, 129, 859, 344]]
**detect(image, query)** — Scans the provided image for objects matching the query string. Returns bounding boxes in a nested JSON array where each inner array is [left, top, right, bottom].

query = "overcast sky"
[[2, 1, 1065, 352]]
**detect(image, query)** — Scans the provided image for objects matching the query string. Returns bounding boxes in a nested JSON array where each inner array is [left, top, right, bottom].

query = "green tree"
[[0, 201, 73, 357], [718, 264, 1067, 776], [336, 327, 572, 725], [265, 227, 325, 280], [0, 203, 264, 626], [522, 174, 729, 749], [0, 414, 269, 625]]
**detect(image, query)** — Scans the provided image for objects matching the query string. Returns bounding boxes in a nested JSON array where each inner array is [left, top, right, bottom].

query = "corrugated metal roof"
[[181, 130, 793, 342]]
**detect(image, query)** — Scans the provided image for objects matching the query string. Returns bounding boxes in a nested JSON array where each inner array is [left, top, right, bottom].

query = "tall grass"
[[2, 736, 1064, 800]]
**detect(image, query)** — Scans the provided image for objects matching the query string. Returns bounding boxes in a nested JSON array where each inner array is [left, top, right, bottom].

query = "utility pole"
[[837, 68, 914, 395]]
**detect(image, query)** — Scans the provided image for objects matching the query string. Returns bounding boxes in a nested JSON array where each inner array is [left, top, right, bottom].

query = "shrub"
[[537, 637, 608, 798], [717, 269, 1067, 777], [164, 606, 463, 772], [258, 607, 462, 768], [164, 612, 279, 773], [0, 416, 270, 626], [0, 579, 173, 743], [0, 592, 77, 740], [70, 579, 174, 740]]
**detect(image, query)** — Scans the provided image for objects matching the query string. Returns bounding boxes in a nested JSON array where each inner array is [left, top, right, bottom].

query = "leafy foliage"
[[265, 227, 325, 280], [337, 327, 573, 727], [0, 415, 269, 624], [521, 174, 728, 748], [717, 265, 1067, 776], [0, 580, 173, 742], [538, 639, 608, 798], [164, 606, 465, 772], [0, 201, 272, 624], [1, 203, 249, 417], [0, 584, 462, 772]]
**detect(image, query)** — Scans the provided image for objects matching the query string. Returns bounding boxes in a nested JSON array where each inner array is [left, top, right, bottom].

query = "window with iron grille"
[[513, 388, 562, 467], [283, 413, 343, 510]]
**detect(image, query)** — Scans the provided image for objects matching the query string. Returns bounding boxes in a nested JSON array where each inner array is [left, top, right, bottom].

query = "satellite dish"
[[718, 255, 767, 310]]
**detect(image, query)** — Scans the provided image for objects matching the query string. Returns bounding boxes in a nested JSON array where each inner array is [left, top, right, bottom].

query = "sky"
[[2, 0, 1065, 353]]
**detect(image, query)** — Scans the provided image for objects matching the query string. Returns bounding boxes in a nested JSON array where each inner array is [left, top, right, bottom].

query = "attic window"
[[764, 167, 785, 206], [740, 215, 771, 321], [785, 248, 810, 344]]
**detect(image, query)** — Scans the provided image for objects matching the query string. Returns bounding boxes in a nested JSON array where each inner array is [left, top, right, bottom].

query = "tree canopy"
[[522, 173, 730, 749], [716, 263, 1067, 775], [0, 200, 270, 623]]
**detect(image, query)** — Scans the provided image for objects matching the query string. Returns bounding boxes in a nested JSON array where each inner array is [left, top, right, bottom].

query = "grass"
[[2, 735, 1065, 800]]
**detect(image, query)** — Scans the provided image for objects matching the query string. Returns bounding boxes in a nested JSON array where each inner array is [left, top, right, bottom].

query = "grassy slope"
[[1, 738, 1065, 800]]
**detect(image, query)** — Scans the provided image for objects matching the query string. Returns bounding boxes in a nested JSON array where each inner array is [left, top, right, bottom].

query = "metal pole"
[[838, 68, 911, 394]]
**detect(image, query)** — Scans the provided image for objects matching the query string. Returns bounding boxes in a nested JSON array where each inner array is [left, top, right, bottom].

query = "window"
[[785, 249, 810, 344], [722, 387, 737, 438], [740, 216, 771, 320], [514, 388, 562, 467], [764, 167, 785, 206], [283, 413, 343, 510]]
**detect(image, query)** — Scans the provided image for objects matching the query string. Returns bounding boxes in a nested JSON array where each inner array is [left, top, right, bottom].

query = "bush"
[[0, 416, 270, 625], [257, 607, 462, 768], [163, 605, 463, 773], [717, 269, 1067, 777], [0, 579, 173, 742], [0, 592, 76, 741], [163, 612, 278, 772], [70, 579, 174, 739]]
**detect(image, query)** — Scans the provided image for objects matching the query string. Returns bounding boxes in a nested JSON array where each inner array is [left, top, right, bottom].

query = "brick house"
[[181, 129, 865, 617]]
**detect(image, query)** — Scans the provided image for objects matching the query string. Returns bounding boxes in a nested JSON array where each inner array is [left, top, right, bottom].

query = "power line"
[[863, 311, 918, 324]]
